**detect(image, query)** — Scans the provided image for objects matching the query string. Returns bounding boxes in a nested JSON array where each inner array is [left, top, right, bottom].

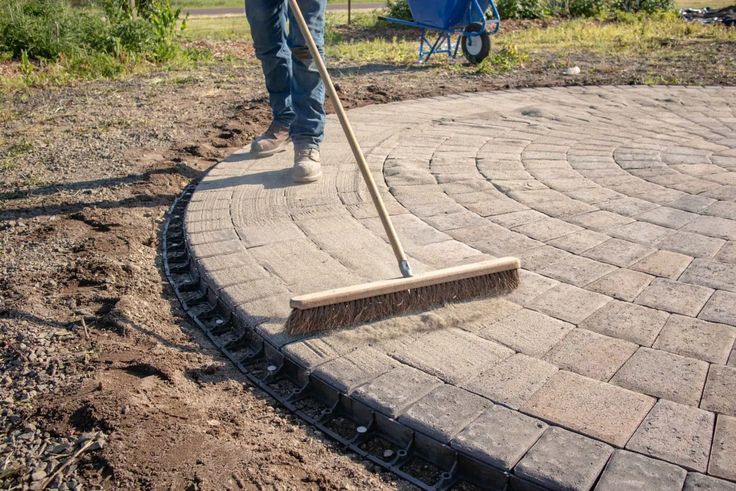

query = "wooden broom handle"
[[288, 0, 413, 278]]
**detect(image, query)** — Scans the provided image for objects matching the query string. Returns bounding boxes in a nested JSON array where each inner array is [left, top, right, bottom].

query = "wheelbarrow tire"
[[461, 23, 491, 64]]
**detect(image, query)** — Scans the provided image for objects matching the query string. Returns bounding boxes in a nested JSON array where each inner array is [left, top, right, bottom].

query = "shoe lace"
[[296, 147, 319, 160]]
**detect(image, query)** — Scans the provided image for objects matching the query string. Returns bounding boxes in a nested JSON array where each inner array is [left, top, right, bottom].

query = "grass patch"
[[326, 35, 416, 63], [0, 140, 33, 172], [502, 11, 736, 56], [183, 14, 250, 40]]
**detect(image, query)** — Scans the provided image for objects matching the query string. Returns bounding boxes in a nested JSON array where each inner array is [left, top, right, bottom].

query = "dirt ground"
[[1, 29, 735, 490]]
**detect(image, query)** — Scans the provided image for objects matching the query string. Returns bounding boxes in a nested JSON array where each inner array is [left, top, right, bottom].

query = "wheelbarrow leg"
[[424, 33, 444, 63]]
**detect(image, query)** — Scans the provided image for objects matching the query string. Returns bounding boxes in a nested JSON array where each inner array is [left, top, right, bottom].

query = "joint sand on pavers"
[[186, 87, 736, 489]]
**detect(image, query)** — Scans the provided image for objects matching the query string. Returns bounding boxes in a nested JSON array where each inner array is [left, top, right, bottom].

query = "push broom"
[[285, 0, 520, 335]]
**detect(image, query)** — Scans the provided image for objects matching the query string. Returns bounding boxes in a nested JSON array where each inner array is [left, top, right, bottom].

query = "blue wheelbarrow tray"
[[407, 0, 492, 30]]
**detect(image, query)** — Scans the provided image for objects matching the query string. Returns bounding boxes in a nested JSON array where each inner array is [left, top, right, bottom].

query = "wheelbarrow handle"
[[287, 0, 413, 278]]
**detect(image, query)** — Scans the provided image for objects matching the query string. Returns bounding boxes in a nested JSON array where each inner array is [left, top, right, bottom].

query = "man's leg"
[[287, 0, 327, 150], [246, 0, 295, 154]]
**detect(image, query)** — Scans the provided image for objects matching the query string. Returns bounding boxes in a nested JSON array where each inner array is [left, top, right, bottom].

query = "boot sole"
[[293, 171, 322, 183]]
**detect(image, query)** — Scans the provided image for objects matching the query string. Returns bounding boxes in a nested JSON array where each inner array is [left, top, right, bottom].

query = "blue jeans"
[[245, 0, 327, 149]]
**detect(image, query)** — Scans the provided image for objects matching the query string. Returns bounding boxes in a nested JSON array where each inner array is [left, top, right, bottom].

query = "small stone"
[[31, 469, 47, 481], [383, 449, 394, 459], [77, 432, 96, 443]]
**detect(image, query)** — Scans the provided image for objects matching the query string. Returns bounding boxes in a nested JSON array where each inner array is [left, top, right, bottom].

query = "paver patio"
[[185, 86, 736, 490]]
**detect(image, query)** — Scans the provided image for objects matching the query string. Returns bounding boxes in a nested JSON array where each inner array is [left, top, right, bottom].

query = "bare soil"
[[1, 30, 735, 490]]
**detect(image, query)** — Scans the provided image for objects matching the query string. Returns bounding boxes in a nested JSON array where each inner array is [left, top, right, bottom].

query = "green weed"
[[474, 43, 529, 73]]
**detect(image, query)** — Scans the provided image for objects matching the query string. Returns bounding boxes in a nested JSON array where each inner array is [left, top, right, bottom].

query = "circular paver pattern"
[[185, 86, 736, 490]]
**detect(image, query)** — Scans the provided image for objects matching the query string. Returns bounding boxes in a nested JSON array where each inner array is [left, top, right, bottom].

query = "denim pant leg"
[[245, 0, 295, 127], [287, 0, 327, 149]]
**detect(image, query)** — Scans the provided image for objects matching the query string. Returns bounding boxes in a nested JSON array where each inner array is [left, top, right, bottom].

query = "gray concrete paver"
[[594, 450, 687, 491], [464, 353, 558, 410], [452, 405, 547, 471], [311, 347, 398, 394], [352, 364, 443, 418], [684, 473, 736, 491], [583, 238, 657, 268], [627, 399, 715, 472], [398, 385, 490, 443], [514, 426, 613, 491]]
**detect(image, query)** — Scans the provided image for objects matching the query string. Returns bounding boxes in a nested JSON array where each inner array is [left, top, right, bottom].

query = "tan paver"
[[524, 370, 655, 446], [528, 283, 611, 324], [710, 415, 736, 481], [635, 278, 714, 317], [541, 254, 617, 287], [391, 328, 513, 385], [579, 300, 669, 347], [465, 353, 558, 410], [701, 365, 736, 416], [586, 268, 654, 302], [631, 249, 693, 279], [543, 329, 638, 381], [611, 347, 708, 406], [627, 399, 715, 472], [478, 308, 573, 357], [583, 238, 657, 267], [653, 315, 736, 365], [700, 291, 736, 327]]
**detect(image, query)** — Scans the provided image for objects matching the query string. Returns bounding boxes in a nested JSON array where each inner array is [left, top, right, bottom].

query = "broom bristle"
[[286, 267, 520, 335]]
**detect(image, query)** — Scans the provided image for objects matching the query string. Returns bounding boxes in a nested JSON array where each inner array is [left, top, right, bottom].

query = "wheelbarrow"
[[380, 0, 501, 64]]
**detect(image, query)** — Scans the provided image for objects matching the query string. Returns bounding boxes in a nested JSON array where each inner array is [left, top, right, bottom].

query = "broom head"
[[286, 257, 520, 335]]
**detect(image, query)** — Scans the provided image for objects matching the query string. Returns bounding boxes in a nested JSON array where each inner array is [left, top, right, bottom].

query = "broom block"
[[290, 257, 521, 310]]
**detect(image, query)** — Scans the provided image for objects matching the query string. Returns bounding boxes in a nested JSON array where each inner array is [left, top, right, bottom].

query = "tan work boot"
[[251, 122, 290, 156], [293, 146, 322, 183]]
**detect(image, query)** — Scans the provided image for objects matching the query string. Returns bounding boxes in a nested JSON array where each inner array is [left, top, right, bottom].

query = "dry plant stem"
[[41, 439, 95, 490], [81, 318, 89, 340]]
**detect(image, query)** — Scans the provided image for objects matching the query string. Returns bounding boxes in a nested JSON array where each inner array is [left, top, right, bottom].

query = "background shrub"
[[0, 0, 188, 63], [612, 0, 674, 12], [496, 0, 550, 19], [385, 0, 412, 20]]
